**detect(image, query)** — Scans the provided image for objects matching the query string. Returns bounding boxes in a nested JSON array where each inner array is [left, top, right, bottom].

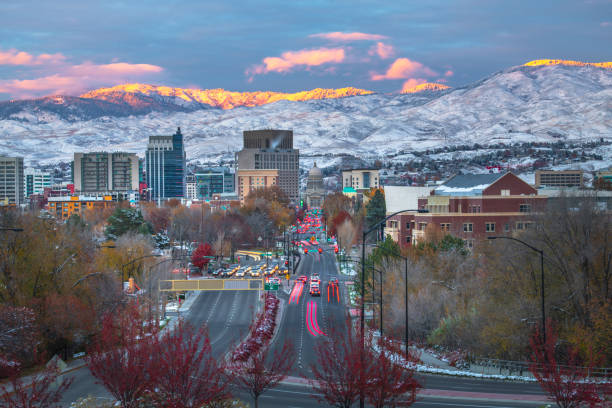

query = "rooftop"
[[434, 173, 505, 196]]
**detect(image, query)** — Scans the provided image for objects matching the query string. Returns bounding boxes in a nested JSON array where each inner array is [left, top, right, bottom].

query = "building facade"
[[195, 167, 235, 199], [24, 168, 52, 197], [236, 169, 279, 204], [0, 156, 24, 206], [235, 130, 299, 204], [386, 173, 546, 249], [185, 175, 198, 200], [47, 192, 138, 220], [73, 152, 139, 193], [535, 170, 583, 188], [342, 168, 380, 193], [305, 162, 325, 208], [146, 127, 187, 203]]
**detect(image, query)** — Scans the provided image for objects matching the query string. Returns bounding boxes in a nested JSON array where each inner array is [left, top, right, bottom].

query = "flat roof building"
[[0, 156, 24, 206], [74, 152, 139, 193], [535, 170, 583, 188]]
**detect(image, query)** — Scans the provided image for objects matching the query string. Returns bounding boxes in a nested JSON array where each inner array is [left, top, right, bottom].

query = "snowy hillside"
[[0, 62, 610, 167]]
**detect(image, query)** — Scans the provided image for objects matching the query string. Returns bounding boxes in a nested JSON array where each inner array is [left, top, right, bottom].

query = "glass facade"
[[146, 127, 186, 201], [195, 167, 235, 199]]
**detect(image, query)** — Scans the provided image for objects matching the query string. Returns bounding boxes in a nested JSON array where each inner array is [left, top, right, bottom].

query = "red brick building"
[[386, 172, 546, 249]]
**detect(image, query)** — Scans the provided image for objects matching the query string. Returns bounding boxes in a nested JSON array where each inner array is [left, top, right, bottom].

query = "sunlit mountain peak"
[[80, 84, 374, 110], [401, 82, 451, 94], [524, 59, 612, 68]]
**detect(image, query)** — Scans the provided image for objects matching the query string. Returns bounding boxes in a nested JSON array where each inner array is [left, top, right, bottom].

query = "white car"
[[235, 268, 246, 277]]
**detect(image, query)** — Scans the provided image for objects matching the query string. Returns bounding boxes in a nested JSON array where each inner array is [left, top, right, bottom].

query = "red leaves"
[[231, 294, 279, 363], [229, 340, 295, 408], [0, 361, 73, 408], [529, 322, 605, 408], [86, 304, 159, 408], [0, 305, 39, 373], [149, 320, 230, 408], [191, 242, 213, 270], [310, 323, 421, 408]]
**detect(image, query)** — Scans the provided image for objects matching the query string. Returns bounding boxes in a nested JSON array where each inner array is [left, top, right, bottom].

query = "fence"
[[466, 357, 611, 378]]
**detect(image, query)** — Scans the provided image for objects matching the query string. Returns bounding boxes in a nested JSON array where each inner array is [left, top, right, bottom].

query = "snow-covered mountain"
[[0, 60, 610, 166]]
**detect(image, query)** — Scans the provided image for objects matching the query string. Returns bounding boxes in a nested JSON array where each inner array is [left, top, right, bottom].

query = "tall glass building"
[[195, 167, 235, 199], [145, 127, 186, 203]]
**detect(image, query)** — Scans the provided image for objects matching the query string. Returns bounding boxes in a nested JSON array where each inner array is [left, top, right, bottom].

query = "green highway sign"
[[264, 283, 279, 291]]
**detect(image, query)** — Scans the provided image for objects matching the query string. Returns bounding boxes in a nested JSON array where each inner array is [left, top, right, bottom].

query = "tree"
[[309, 322, 370, 408], [244, 186, 290, 207], [191, 243, 213, 271], [230, 341, 295, 408], [86, 305, 159, 408], [365, 189, 386, 240], [104, 208, 153, 240], [0, 359, 73, 408], [366, 336, 421, 407], [329, 210, 351, 238], [150, 320, 230, 408], [0, 305, 39, 372], [529, 323, 603, 408]]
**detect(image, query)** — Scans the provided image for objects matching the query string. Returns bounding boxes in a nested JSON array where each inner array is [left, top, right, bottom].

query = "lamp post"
[[359, 208, 427, 408], [120, 254, 162, 282], [488, 236, 546, 343]]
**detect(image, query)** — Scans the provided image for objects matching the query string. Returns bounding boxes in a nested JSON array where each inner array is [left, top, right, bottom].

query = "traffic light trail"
[[288, 281, 304, 305], [327, 281, 340, 303], [306, 300, 325, 337]]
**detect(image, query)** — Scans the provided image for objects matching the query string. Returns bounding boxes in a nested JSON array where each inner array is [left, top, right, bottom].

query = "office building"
[[535, 170, 583, 188], [342, 168, 380, 193], [195, 167, 235, 199], [145, 127, 187, 203], [186, 175, 198, 200], [47, 191, 138, 220], [385, 173, 546, 249], [0, 156, 24, 206], [24, 168, 52, 197], [236, 169, 279, 204], [235, 129, 299, 204], [73, 152, 139, 193]]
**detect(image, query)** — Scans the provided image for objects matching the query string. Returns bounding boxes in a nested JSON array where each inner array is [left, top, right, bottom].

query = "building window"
[[463, 239, 474, 249], [406, 236, 411, 243], [406, 222, 411, 230], [485, 222, 495, 232], [440, 223, 450, 231], [516, 222, 524, 230], [463, 223, 473, 232], [501, 189, 510, 196], [504, 223, 510, 232], [520, 204, 531, 213], [418, 222, 427, 231], [471, 205, 481, 213]]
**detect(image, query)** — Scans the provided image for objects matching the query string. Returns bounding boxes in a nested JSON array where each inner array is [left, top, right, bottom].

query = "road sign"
[[264, 282, 279, 291]]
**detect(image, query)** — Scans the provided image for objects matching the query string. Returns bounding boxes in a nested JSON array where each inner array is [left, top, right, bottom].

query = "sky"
[[0, 0, 610, 100]]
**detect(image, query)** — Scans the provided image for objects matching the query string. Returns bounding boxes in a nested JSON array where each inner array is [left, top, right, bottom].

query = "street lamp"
[[488, 236, 546, 343], [120, 253, 162, 282], [359, 208, 428, 408]]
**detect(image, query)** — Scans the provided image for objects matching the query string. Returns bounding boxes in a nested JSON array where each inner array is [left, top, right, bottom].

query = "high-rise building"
[[24, 168, 52, 197], [145, 127, 187, 203], [73, 152, 139, 193], [235, 129, 299, 204], [0, 156, 24, 206]]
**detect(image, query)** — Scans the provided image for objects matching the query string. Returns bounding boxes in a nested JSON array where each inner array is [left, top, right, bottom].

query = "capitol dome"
[[308, 162, 322, 178]]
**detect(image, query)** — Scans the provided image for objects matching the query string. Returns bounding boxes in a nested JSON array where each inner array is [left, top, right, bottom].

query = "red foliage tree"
[[191, 243, 213, 271], [0, 305, 39, 373], [308, 321, 371, 408], [366, 336, 421, 407], [230, 341, 295, 408], [86, 304, 159, 408], [529, 323, 603, 408], [329, 210, 352, 238], [149, 319, 230, 407], [0, 359, 73, 408]]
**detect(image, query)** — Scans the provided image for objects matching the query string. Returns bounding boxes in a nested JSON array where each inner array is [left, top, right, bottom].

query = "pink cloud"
[[309, 32, 388, 42], [601, 21, 611, 27], [368, 42, 395, 59], [246, 47, 345, 80], [444, 70, 454, 77], [400, 78, 427, 92], [0, 48, 65, 66], [0, 49, 164, 98], [370, 57, 437, 81]]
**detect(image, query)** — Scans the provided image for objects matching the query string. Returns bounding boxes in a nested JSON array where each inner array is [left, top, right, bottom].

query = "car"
[[311, 274, 320, 284], [212, 268, 224, 276], [249, 269, 261, 277], [297, 275, 308, 284], [270, 277, 281, 285], [235, 268, 246, 277], [309, 283, 321, 296]]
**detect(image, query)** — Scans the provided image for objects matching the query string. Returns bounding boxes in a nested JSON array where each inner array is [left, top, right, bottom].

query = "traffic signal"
[[334, 246, 339, 253], [304, 248, 309, 254], [285, 260, 289, 266], [318, 247, 322, 254]]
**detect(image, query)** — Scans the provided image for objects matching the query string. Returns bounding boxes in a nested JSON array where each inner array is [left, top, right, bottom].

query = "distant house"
[[385, 172, 546, 249]]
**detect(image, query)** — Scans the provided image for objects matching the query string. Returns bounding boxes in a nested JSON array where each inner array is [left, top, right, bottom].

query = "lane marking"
[[306, 301, 317, 337]]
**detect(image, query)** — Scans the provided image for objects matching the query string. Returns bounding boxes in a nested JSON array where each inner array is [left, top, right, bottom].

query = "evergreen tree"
[[365, 189, 386, 240], [104, 208, 153, 240]]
